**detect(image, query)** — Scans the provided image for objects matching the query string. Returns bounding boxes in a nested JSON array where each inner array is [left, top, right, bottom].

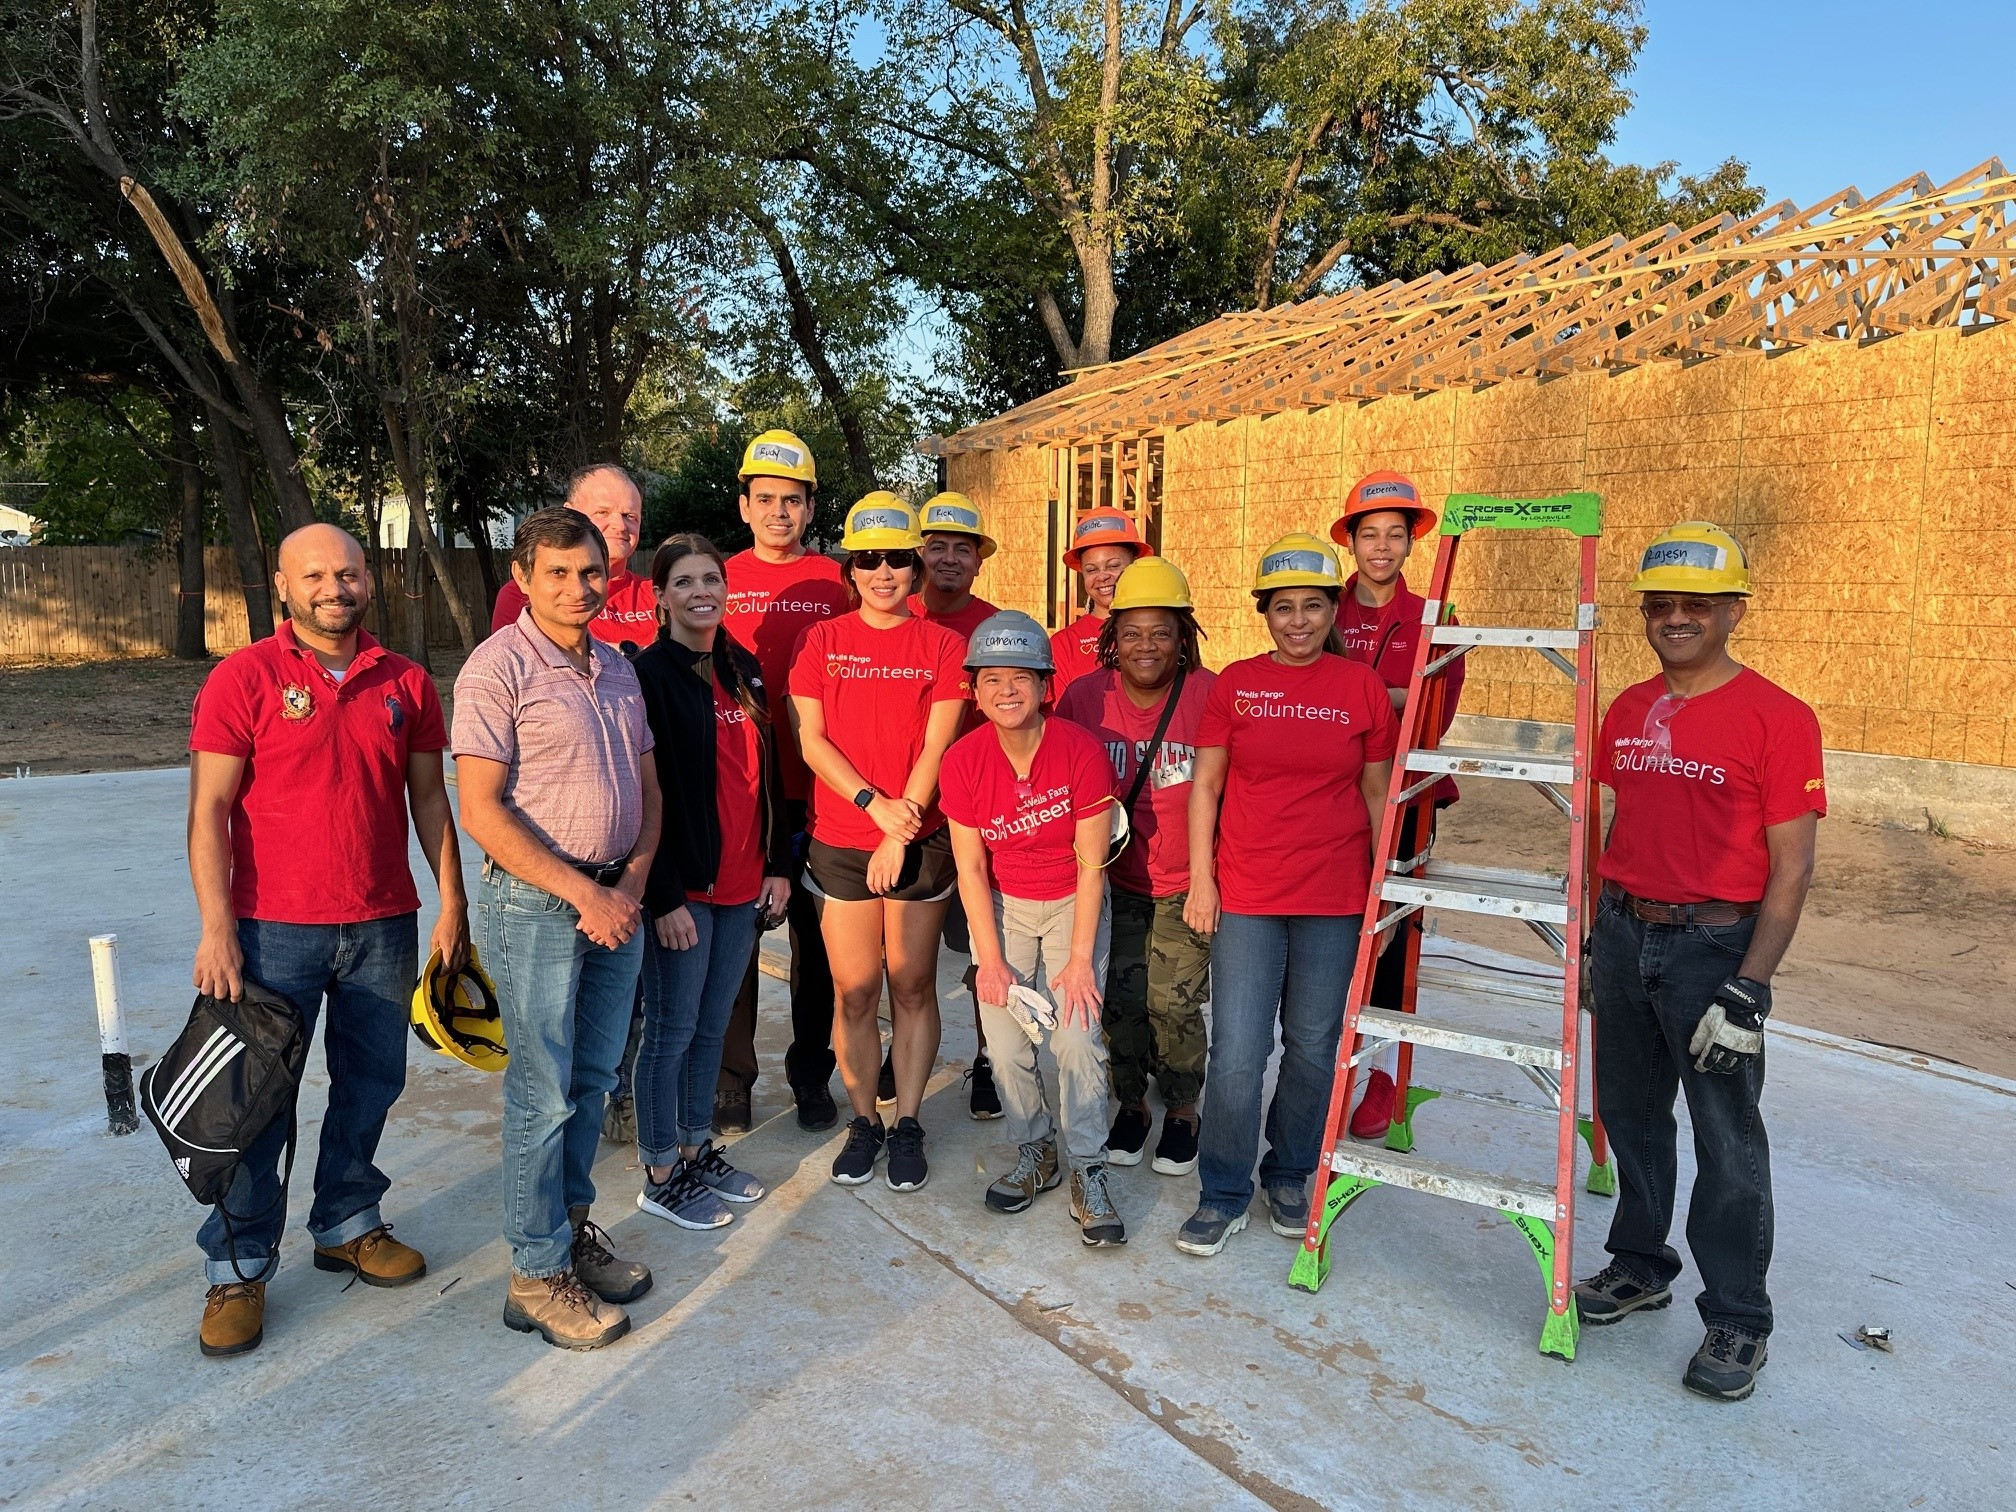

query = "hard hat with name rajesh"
[[1629, 521, 1753, 597]]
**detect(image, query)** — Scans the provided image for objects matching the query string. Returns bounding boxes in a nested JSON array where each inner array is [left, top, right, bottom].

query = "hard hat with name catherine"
[[841, 493, 923, 551], [919, 491, 997, 558], [1252, 533, 1344, 596], [737, 429, 817, 486], [964, 610, 1055, 673], [1629, 521, 1753, 597], [1062, 508, 1153, 569]]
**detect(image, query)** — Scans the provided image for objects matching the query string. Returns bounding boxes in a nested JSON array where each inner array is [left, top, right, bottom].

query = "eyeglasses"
[[1639, 595, 1732, 619], [852, 549, 918, 571]]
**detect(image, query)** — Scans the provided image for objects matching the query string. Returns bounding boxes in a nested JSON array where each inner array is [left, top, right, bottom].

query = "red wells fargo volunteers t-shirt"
[[1057, 667, 1217, 899], [490, 567, 658, 650], [189, 623, 447, 924], [939, 716, 1116, 902], [1337, 574, 1464, 806], [1597, 667, 1826, 905], [1197, 652, 1399, 916], [710, 673, 765, 907], [788, 612, 969, 851], [724, 549, 848, 802], [1048, 616, 1106, 699], [909, 592, 999, 643]]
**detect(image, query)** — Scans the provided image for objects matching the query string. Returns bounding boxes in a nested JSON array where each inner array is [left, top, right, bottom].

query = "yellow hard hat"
[[1630, 521, 1752, 597], [919, 491, 996, 559], [1252, 533, 1344, 596], [410, 947, 506, 1073], [738, 429, 818, 486], [841, 492, 923, 551], [1110, 556, 1193, 613]]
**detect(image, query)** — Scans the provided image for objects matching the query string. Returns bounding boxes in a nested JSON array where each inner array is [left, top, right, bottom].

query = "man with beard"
[[187, 523, 468, 1358]]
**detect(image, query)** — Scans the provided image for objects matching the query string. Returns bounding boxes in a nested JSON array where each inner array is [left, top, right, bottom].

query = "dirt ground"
[[3, 655, 2011, 1079]]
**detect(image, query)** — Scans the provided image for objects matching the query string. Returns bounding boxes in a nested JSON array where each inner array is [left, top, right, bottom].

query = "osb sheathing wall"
[[948, 320, 2016, 769]]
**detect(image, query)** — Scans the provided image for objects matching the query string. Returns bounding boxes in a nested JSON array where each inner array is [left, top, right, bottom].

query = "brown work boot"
[[570, 1207, 653, 1304], [502, 1269, 630, 1351], [200, 1281, 266, 1358], [313, 1225, 427, 1288]]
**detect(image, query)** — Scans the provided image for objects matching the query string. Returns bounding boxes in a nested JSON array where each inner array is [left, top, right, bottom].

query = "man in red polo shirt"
[[490, 464, 656, 650], [187, 523, 468, 1359], [1049, 509, 1150, 698], [1574, 521, 1824, 1405]]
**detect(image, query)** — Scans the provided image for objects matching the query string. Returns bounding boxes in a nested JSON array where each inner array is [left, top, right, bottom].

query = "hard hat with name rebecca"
[[841, 492, 924, 552], [1110, 556, 1193, 613], [411, 947, 506, 1073], [737, 429, 818, 487], [1629, 521, 1753, 597], [919, 491, 997, 558], [1331, 470, 1438, 543], [964, 610, 1055, 673], [1062, 508, 1153, 569], [1252, 533, 1344, 596]]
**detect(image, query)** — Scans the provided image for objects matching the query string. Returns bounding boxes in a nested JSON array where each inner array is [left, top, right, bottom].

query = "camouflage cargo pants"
[[1103, 886, 1211, 1107]]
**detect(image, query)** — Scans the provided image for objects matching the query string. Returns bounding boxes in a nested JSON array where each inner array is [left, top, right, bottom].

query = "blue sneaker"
[[638, 1159, 733, 1230], [1174, 1204, 1249, 1256], [691, 1140, 766, 1203]]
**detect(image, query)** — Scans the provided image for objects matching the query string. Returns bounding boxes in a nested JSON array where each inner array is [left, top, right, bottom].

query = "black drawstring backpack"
[[140, 978, 308, 1280]]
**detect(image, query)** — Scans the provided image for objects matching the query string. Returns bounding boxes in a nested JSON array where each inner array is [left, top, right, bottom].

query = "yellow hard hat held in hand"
[[738, 429, 818, 486], [411, 947, 506, 1073], [1630, 522, 1753, 596]]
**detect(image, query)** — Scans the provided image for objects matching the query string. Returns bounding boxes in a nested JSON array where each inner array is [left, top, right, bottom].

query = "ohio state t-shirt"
[[1598, 667, 1826, 905], [789, 612, 969, 851], [1197, 653, 1399, 916], [710, 674, 764, 906], [1057, 667, 1217, 898], [1337, 574, 1464, 805], [724, 550, 848, 801], [1049, 616, 1106, 698], [939, 717, 1117, 901], [490, 568, 658, 650]]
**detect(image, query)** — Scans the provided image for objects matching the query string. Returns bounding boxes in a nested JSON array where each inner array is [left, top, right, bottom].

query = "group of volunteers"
[[181, 430, 1823, 1404]]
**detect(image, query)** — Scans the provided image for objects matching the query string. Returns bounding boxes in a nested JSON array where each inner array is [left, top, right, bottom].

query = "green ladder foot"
[[1540, 1301, 1581, 1362], [1382, 1086, 1441, 1154], [1505, 1210, 1579, 1362], [1288, 1174, 1379, 1294], [1578, 1117, 1617, 1197]]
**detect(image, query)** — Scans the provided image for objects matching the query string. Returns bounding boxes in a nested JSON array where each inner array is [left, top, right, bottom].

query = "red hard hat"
[[1063, 508, 1153, 569], [1331, 471, 1438, 543]]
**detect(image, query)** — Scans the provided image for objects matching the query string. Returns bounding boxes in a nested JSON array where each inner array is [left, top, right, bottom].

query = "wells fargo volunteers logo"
[[279, 683, 316, 721]]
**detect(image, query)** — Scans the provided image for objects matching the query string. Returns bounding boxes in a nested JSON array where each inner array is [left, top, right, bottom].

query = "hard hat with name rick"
[[919, 491, 997, 559]]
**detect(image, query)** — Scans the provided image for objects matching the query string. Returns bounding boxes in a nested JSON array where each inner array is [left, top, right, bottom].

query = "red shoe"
[[1350, 1071, 1395, 1140]]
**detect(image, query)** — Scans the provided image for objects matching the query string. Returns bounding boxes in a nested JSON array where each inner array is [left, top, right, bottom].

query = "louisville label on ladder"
[[1288, 490, 1617, 1362]]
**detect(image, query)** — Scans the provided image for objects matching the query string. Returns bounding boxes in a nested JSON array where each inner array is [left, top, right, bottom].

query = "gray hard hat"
[[964, 610, 1054, 673]]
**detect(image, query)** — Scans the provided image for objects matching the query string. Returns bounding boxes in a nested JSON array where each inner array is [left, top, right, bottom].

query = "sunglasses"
[[852, 549, 918, 571], [1639, 595, 1733, 619]]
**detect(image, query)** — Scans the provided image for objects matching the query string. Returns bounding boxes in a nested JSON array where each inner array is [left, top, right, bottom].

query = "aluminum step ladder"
[[1287, 491, 1614, 1362]]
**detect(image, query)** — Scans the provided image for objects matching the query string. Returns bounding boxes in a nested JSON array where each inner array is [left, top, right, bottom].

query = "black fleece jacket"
[[633, 632, 791, 917]]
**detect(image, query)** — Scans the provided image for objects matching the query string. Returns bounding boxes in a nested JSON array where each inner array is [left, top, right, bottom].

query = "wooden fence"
[[0, 546, 496, 665]]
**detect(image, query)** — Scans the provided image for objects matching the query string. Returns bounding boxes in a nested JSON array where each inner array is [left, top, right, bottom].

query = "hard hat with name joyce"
[[841, 493, 924, 552]]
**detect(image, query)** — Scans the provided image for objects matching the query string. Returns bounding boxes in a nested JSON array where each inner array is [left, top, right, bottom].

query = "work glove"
[[1689, 977, 1771, 1075]]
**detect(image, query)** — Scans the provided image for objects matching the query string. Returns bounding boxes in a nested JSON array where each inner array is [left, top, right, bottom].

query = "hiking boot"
[[1350, 1070, 1395, 1140], [986, 1139, 1062, 1213], [638, 1160, 733, 1231], [877, 1049, 897, 1108], [1574, 1262, 1673, 1326], [1151, 1113, 1199, 1176], [967, 1053, 1003, 1120], [691, 1140, 766, 1203], [312, 1225, 427, 1288], [831, 1115, 885, 1185], [199, 1281, 265, 1358], [569, 1208, 653, 1303], [503, 1269, 629, 1351], [1684, 1326, 1769, 1402], [794, 1081, 839, 1132], [1070, 1164, 1127, 1247], [712, 1084, 752, 1135], [1175, 1205, 1248, 1257], [886, 1116, 929, 1191], [602, 1093, 637, 1145], [1106, 1104, 1151, 1166]]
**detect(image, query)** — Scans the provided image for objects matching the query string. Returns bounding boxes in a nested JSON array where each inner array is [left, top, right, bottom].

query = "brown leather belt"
[[1602, 882, 1759, 926]]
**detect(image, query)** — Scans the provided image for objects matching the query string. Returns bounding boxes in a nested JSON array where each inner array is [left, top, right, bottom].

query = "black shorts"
[[805, 828, 958, 904]]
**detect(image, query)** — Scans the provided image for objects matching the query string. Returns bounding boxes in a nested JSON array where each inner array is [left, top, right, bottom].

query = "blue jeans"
[[198, 914, 417, 1284], [638, 900, 762, 1162], [1196, 911, 1362, 1214], [478, 867, 644, 1278]]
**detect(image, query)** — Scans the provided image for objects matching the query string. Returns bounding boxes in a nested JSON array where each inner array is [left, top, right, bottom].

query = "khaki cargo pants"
[[1103, 886, 1211, 1107]]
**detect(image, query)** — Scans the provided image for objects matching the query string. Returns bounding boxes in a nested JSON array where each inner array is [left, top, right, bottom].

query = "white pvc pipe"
[[89, 934, 127, 1054]]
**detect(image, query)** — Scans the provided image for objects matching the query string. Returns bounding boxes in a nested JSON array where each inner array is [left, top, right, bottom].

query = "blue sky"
[[1609, 0, 2016, 210]]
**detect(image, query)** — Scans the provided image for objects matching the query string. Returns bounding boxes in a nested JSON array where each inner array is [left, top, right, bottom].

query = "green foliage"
[[1, 393, 182, 546]]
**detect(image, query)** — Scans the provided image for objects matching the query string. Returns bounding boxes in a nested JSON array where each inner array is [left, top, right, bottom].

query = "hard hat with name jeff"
[[1062, 507, 1153, 569], [1252, 533, 1344, 596], [737, 429, 817, 487], [411, 946, 506, 1073], [1331, 470, 1437, 543], [1629, 521, 1753, 597], [919, 491, 997, 558], [1110, 556, 1193, 613], [964, 610, 1055, 673], [841, 492, 924, 552]]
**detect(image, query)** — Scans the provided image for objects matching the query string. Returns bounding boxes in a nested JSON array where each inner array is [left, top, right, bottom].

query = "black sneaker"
[[967, 1053, 1004, 1121], [1683, 1325, 1768, 1401], [1151, 1113, 1199, 1176], [712, 1083, 751, 1135], [1574, 1262, 1674, 1326], [877, 1050, 896, 1109], [830, 1116, 884, 1186], [1106, 1104, 1151, 1166], [885, 1116, 929, 1191], [794, 1082, 838, 1132]]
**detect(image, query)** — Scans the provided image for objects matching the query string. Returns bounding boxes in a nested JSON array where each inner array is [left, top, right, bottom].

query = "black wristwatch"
[[853, 787, 877, 810]]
